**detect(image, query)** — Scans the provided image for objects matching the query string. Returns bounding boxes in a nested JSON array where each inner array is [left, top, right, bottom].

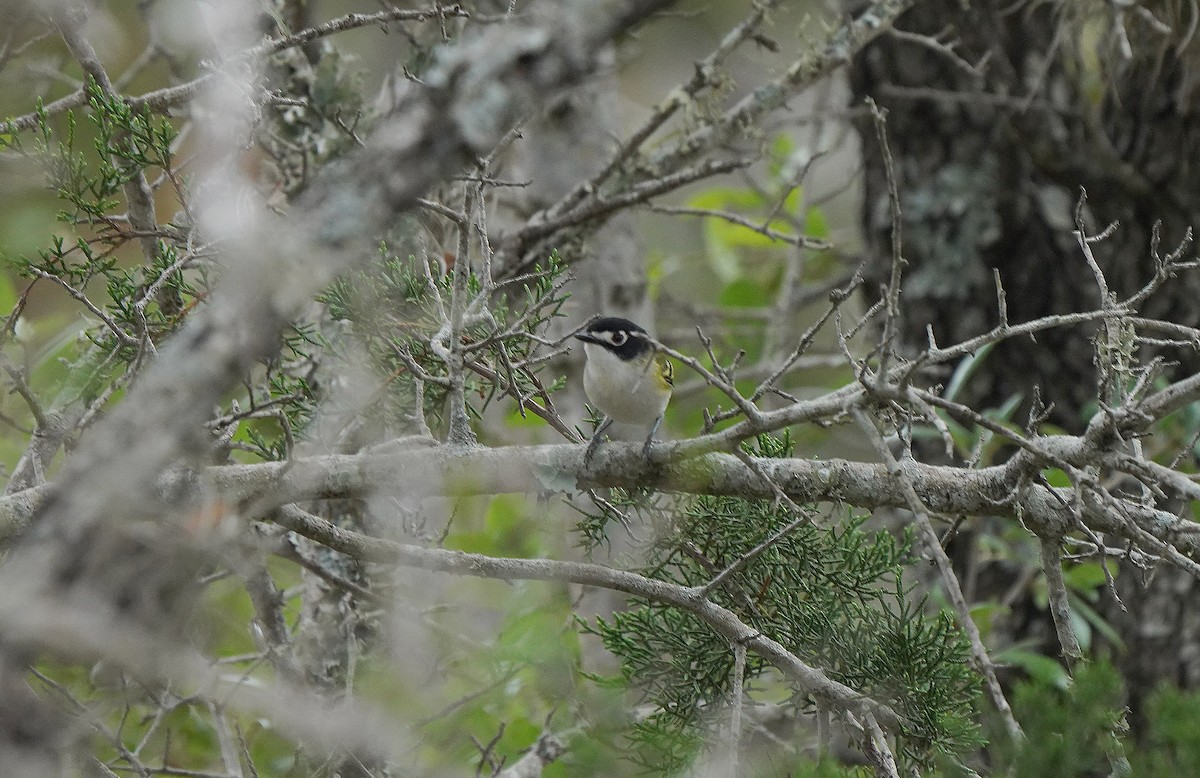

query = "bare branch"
[[270, 504, 904, 728], [1038, 537, 1083, 668], [4, 5, 474, 133]]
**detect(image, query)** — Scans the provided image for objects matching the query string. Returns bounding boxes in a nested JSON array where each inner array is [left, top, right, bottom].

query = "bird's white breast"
[[582, 343, 669, 426]]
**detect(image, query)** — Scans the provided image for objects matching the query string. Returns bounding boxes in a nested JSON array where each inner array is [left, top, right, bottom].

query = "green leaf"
[[969, 601, 1010, 640], [1042, 467, 1072, 488], [1062, 561, 1113, 596], [998, 647, 1071, 690], [689, 186, 798, 280], [719, 278, 768, 308], [1067, 591, 1124, 650], [768, 133, 795, 173], [944, 343, 996, 402], [688, 186, 766, 212], [0, 271, 18, 315], [805, 206, 829, 240]]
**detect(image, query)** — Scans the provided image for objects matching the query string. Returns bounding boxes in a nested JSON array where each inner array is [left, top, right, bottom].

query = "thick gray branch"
[[3, 442, 1196, 566]]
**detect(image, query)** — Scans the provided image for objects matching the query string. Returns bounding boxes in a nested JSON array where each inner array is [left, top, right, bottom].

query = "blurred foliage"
[[1, 3, 1187, 777], [691, 134, 831, 285], [320, 248, 569, 440], [3, 80, 191, 354], [980, 660, 1200, 777], [769, 661, 1200, 777], [1, 81, 323, 465]]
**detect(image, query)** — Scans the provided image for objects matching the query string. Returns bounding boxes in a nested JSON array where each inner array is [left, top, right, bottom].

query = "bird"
[[574, 316, 673, 463]]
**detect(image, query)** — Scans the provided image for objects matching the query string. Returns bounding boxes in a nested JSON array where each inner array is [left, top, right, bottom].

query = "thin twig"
[[1038, 537, 1083, 668]]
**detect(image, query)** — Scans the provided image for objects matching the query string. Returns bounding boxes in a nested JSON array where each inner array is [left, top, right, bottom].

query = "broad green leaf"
[[1042, 467, 1072, 488], [945, 344, 996, 402], [719, 278, 768, 308], [1068, 591, 1124, 649], [1062, 561, 1114, 595], [969, 601, 1010, 640], [998, 647, 1070, 690]]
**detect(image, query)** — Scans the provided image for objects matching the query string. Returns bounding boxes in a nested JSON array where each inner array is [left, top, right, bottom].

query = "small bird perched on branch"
[[574, 316, 673, 463]]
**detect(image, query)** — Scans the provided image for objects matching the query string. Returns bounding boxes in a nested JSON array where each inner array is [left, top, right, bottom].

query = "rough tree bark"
[[849, 0, 1200, 715]]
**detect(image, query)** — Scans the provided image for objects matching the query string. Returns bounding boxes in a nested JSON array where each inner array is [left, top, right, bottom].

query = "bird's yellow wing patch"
[[656, 354, 674, 390]]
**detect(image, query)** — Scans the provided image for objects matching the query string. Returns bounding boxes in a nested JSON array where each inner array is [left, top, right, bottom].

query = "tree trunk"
[[848, 0, 1200, 716]]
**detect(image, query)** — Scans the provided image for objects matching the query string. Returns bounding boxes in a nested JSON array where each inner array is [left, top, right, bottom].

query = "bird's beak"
[[574, 331, 602, 345]]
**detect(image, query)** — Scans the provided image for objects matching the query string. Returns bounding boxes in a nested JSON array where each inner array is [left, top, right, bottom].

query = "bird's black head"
[[574, 316, 651, 360]]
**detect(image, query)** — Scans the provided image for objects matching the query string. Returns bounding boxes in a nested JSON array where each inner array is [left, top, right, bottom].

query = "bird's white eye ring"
[[611, 331, 628, 346]]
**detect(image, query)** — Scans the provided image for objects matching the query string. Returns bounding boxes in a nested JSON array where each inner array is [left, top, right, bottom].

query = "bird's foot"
[[584, 434, 603, 465], [584, 417, 613, 466]]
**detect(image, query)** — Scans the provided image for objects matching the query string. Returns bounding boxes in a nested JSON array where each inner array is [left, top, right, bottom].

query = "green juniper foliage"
[[321, 247, 569, 438], [974, 659, 1200, 777], [38, 81, 176, 223], [5, 82, 191, 351], [584, 435, 982, 773], [0, 85, 199, 413], [1, 81, 322, 464], [2, 79, 572, 464]]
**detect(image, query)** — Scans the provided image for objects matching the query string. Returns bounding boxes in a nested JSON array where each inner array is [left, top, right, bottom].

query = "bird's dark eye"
[[611, 331, 628, 346]]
